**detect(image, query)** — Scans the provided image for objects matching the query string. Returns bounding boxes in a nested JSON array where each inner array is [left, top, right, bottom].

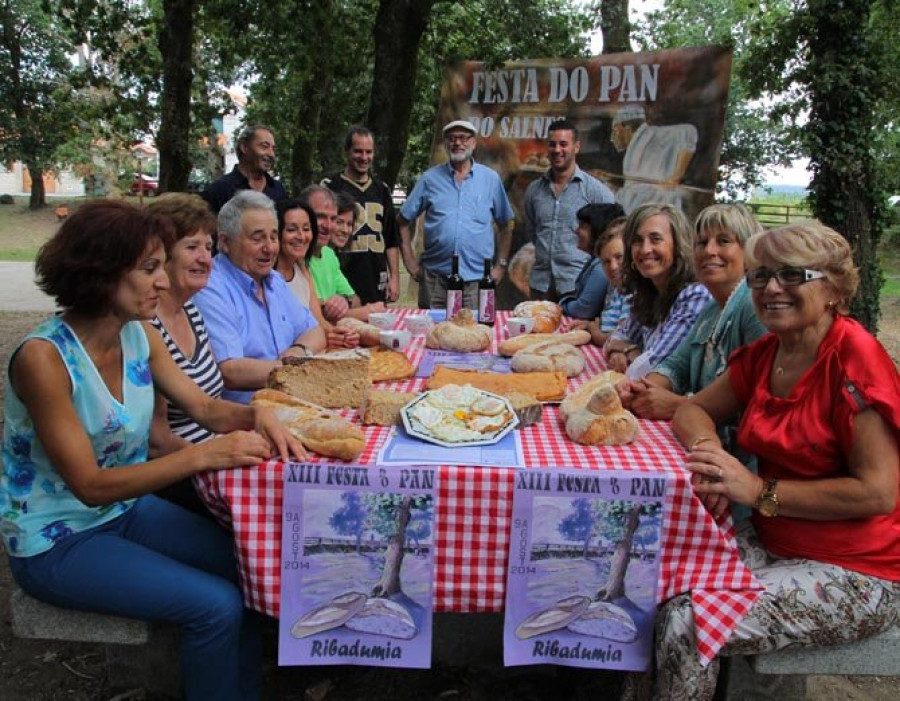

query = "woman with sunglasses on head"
[[622, 222, 900, 700], [616, 204, 767, 422], [603, 203, 712, 377]]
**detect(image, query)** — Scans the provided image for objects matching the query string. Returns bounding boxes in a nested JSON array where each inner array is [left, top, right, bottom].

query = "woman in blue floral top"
[[1, 201, 306, 701]]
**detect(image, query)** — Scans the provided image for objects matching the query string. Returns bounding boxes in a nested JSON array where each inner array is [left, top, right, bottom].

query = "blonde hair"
[[694, 203, 762, 246], [745, 221, 859, 311]]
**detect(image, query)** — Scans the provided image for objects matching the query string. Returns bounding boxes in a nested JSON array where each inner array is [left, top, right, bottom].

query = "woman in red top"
[[624, 222, 900, 700]]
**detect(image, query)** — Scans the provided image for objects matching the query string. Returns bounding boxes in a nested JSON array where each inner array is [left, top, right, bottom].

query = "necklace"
[[703, 280, 743, 366]]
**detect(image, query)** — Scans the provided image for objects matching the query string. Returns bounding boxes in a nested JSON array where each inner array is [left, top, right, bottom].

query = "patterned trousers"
[[621, 522, 899, 701]]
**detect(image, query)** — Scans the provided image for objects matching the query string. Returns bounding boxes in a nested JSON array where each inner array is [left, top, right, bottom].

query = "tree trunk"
[[156, 0, 195, 194], [806, 0, 881, 331], [366, 0, 445, 189], [26, 163, 46, 209], [290, 79, 329, 193], [371, 496, 412, 598], [596, 504, 641, 601], [599, 0, 631, 55]]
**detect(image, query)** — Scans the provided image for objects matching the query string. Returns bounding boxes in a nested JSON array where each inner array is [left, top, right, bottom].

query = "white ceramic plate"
[[400, 388, 519, 448]]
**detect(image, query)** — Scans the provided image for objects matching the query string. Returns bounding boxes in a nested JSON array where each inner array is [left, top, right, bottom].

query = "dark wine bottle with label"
[[478, 258, 495, 325], [446, 253, 463, 318]]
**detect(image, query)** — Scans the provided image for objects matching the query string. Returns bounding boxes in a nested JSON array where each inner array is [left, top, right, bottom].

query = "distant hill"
[[754, 183, 808, 198]]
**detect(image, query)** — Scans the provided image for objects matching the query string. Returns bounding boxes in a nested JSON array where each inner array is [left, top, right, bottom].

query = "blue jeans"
[[8, 495, 261, 701]]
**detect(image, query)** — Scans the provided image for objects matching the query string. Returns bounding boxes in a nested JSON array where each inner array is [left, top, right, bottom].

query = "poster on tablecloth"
[[279, 463, 438, 668], [504, 468, 668, 671]]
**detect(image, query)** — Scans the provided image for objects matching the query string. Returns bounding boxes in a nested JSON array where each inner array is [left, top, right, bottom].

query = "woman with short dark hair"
[[2, 199, 305, 700]]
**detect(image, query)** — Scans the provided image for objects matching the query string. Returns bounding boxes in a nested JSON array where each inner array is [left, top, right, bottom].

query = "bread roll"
[[511, 341, 585, 377], [563, 384, 639, 446], [425, 308, 492, 353], [337, 317, 381, 347], [513, 301, 562, 333], [251, 389, 366, 460], [498, 329, 591, 357]]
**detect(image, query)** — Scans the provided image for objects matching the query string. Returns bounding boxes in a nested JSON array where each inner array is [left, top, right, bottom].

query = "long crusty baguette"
[[498, 329, 591, 356], [251, 389, 365, 460]]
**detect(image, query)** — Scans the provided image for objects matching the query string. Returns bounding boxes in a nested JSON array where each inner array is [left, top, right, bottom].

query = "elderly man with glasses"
[[398, 119, 515, 310]]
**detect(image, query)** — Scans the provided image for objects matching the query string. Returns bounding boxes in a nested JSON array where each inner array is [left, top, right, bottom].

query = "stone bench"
[[719, 623, 900, 700], [9, 588, 179, 697]]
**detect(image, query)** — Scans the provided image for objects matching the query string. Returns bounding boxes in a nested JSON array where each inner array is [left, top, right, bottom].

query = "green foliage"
[[362, 493, 432, 538]]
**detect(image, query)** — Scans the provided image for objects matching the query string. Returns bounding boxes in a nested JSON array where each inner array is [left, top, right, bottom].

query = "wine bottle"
[[478, 258, 495, 325], [446, 253, 464, 318]]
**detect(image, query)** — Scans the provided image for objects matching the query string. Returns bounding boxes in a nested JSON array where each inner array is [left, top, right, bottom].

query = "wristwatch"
[[754, 478, 780, 517], [498, 258, 509, 267]]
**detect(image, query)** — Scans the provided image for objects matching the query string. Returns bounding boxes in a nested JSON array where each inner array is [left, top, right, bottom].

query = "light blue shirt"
[[194, 254, 318, 404], [601, 287, 631, 333], [525, 166, 615, 295], [1, 318, 150, 556], [559, 257, 609, 320], [400, 160, 514, 280]]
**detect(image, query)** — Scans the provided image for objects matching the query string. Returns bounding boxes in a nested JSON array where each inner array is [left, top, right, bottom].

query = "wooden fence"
[[746, 202, 811, 227]]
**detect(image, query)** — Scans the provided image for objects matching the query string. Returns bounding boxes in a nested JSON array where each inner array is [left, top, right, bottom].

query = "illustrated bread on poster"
[[269, 350, 371, 408], [250, 389, 365, 460], [425, 308, 492, 353], [566, 600, 639, 642], [514, 595, 591, 639], [290, 592, 368, 638], [510, 340, 585, 377], [512, 300, 562, 333], [425, 366, 568, 402], [343, 597, 418, 640], [498, 330, 591, 357]]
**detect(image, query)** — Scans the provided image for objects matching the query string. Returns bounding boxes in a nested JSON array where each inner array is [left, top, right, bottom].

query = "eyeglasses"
[[445, 134, 473, 144], [745, 266, 826, 289]]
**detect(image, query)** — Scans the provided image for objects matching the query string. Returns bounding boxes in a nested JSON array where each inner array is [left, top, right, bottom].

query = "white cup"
[[506, 316, 535, 337], [404, 314, 433, 335], [379, 329, 412, 351], [368, 312, 399, 329]]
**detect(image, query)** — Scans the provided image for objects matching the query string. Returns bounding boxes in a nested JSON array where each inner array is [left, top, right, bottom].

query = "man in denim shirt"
[[399, 120, 515, 310], [525, 119, 615, 301]]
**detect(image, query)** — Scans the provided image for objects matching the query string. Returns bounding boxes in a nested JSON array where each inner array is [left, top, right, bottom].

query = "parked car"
[[187, 170, 210, 194], [130, 174, 159, 197]]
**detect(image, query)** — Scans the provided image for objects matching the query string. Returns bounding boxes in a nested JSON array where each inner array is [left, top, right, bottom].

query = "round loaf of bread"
[[425, 308, 492, 352], [513, 301, 562, 333], [511, 341, 585, 377]]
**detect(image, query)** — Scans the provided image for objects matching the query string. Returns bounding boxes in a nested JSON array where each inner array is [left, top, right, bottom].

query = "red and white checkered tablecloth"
[[195, 310, 763, 664]]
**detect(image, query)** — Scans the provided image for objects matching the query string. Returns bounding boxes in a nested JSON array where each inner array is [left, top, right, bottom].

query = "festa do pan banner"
[[433, 46, 733, 226]]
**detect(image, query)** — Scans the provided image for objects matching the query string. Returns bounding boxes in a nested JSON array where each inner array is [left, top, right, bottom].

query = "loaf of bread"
[[425, 308, 492, 352], [426, 366, 567, 402], [336, 317, 381, 346], [361, 390, 418, 426], [251, 389, 366, 460], [562, 383, 639, 446], [498, 329, 591, 357], [269, 350, 371, 408], [511, 341, 585, 377], [513, 301, 562, 333], [369, 348, 415, 382]]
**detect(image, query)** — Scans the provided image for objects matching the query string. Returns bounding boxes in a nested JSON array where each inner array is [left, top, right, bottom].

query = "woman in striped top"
[[147, 194, 224, 513]]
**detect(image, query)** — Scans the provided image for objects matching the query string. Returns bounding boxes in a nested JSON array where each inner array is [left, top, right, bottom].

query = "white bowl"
[[379, 329, 412, 351], [404, 314, 433, 335], [506, 316, 535, 337], [368, 311, 399, 329]]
